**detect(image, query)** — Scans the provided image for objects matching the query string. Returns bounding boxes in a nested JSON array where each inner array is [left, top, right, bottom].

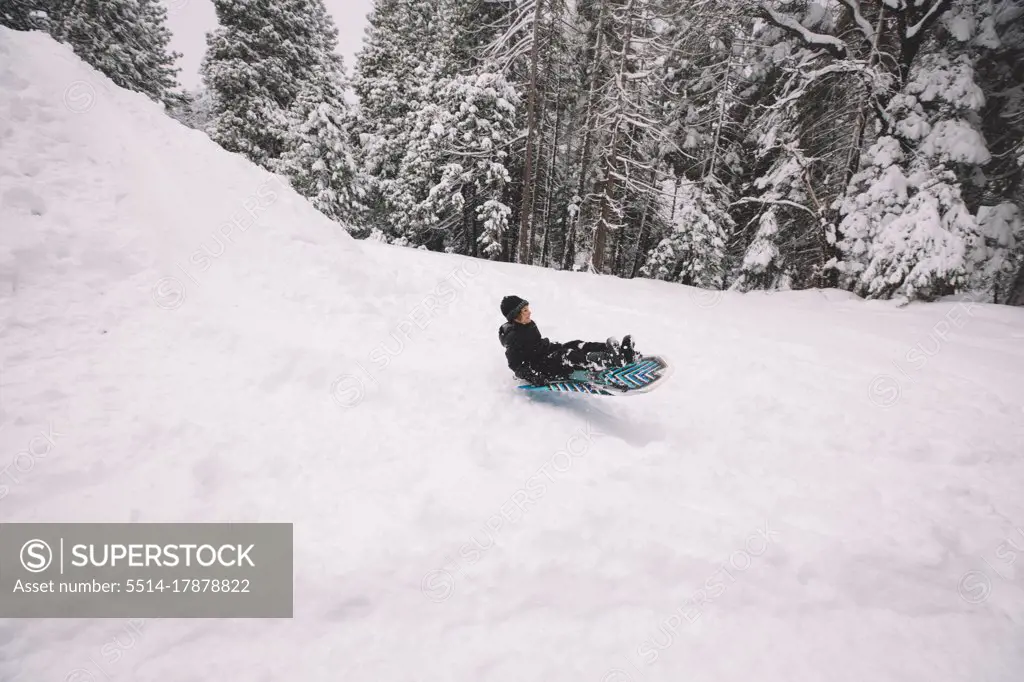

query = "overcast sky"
[[164, 0, 375, 92]]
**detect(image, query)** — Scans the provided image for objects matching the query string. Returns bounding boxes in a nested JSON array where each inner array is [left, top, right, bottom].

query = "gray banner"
[[0, 523, 292, 617]]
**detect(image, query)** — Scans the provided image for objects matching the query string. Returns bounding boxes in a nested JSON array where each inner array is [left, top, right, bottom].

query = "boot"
[[605, 337, 625, 366], [620, 335, 637, 364]]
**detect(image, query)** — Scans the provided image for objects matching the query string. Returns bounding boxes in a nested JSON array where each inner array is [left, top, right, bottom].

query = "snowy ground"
[[2, 27, 1024, 682]]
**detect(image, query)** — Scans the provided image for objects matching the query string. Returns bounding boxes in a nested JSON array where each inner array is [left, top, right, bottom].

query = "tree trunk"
[[516, 0, 546, 264], [897, 0, 954, 85], [563, 212, 577, 270], [504, 182, 522, 262], [563, 0, 608, 270], [1007, 261, 1024, 306], [534, 3, 564, 267], [706, 47, 733, 181], [592, 0, 637, 274], [630, 168, 661, 278], [462, 185, 476, 257], [611, 211, 625, 274], [525, 99, 546, 260], [540, 79, 562, 267]]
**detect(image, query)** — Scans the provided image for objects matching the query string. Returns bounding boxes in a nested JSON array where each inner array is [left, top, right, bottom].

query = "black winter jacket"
[[498, 321, 569, 384]]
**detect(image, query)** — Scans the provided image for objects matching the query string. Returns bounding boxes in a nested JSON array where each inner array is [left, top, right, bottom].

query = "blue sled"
[[517, 355, 672, 396]]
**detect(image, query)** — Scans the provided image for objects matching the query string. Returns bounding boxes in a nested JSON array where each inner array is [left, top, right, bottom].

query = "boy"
[[497, 295, 637, 386]]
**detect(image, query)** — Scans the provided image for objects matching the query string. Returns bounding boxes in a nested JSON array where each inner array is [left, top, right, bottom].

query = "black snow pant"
[[531, 340, 611, 381], [560, 341, 611, 369]]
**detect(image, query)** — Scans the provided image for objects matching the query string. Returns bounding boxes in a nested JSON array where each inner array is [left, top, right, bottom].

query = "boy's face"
[[515, 305, 532, 324]]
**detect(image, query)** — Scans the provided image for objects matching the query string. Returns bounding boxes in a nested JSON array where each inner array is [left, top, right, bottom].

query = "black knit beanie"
[[500, 295, 528, 321]]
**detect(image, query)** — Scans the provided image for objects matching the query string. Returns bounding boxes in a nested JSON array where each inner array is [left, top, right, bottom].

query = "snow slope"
[[2, 27, 1024, 682]]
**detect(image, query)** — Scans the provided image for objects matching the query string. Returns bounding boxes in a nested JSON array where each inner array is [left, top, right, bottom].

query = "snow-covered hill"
[[2, 27, 1024, 682]]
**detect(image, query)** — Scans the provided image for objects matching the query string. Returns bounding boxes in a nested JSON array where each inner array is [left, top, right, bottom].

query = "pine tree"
[[739, 207, 790, 289], [56, 0, 181, 106], [834, 136, 980, 301], [278, 72, 360, 225], [948, 0, 1024, 303], [640, 180, 731, 287], [353, 0, 462, 241], [833, 34, 991, 301], [413, 69, 520, 256], [201, 0, 343, 169], [136, 0, 183, 106], [971, 202, 1024, 302], [1, 0, 53, 31], [168, 87, 216, 132]]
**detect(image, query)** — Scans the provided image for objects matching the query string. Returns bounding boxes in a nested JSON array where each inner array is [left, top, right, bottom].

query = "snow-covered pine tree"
[[500, 0, 548, 264], [833, 54, 988, 302], [419, 69, 519, 257], [278, 69, 360, 227], [826, 0, 1014, 302], [0, 0, 52, 31], [169, 87, 216, 132], [722, 0, 1008, 300], [201, 0, 342, 170], [971, 202, 1024, 302], [354, 0, 516, 250], [640, 180, 732, 287], [833, 137, 977, 301], [740, 206, 790, 288], [732, 146, 822, 290], [56, 0, 181, 107], [138, 0, 184, 107], [353, 0, 455, 241], [981, 0, 1024, 303], [945, 0, 1024, 303], [381, 78, 452, 248]]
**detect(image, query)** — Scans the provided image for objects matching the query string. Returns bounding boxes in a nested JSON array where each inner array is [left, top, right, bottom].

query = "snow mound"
[[0, 29, 359, 314], [3, 27, 1024, 682]]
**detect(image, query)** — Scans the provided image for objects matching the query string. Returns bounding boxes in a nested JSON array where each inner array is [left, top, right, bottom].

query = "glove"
[[516, 366, 549, 386]]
